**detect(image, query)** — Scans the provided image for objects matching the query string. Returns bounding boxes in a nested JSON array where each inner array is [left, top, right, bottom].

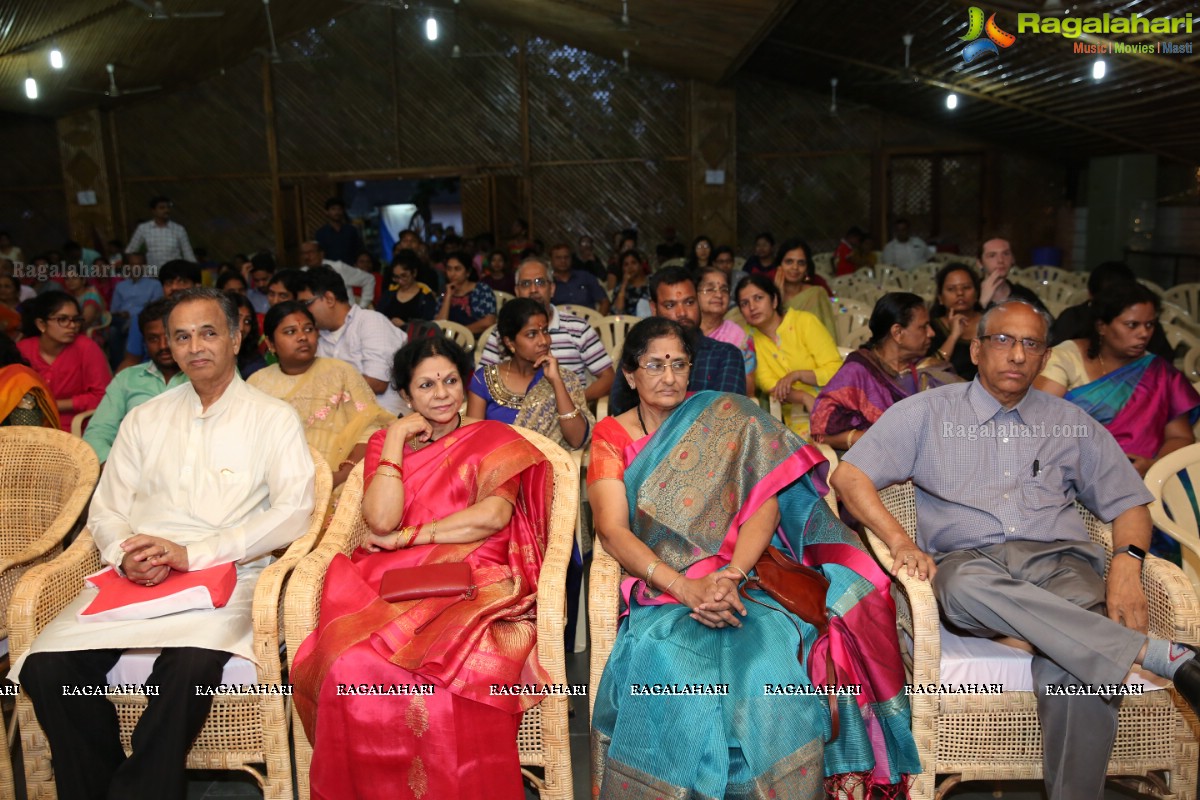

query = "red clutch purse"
[[380, 563, 477, 602]]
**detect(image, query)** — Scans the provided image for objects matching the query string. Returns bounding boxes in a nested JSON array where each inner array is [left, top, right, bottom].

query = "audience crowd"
[[2, 205, 1199, 800]]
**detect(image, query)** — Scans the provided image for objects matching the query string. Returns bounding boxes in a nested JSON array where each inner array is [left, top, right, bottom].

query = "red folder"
[[78, 563, 238, 623]]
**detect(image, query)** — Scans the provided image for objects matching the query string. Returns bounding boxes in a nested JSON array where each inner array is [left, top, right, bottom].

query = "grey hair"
[[515, 256, 551, 282], [976, 299, 1053, 339], [162, 287, 241, 339]]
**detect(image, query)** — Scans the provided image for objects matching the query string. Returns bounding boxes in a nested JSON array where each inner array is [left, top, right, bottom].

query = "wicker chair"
[[861, 482, 1200, 800], [284, 427, 577, 800], [12, 448, 332, 800], [0, 428, 100, 800]]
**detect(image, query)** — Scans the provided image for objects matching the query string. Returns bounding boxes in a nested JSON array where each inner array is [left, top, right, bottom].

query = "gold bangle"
[[374, 464, 403, 479], [663, 574, 683, 595], [428, 518, 438, 544], [395, 526, 418, 548], [935, 348, 947, 361], [847, 430, 857, 447], [724, 565, 749, 583], [557, 405, 581, 420], [645, 558, 663, 585], [338, 459, 357, 471]]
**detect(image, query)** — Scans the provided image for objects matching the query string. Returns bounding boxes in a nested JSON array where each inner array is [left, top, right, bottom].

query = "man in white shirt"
[[299, 240, 375, 309], [16, 287, 314, 800], [295, 266, 407, 415], [880, 219, 933, 270], [126, 196, 196, 269]]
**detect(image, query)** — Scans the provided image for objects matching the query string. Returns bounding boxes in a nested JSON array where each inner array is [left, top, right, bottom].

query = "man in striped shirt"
[[480, 256, 614, 402], [127, 196, 196, 269]]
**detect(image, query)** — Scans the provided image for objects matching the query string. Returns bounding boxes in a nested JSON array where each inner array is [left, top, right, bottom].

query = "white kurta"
[[11, 377, 315, 682]]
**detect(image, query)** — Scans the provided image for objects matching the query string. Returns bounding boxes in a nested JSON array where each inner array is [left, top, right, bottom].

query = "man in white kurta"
[[16, 288, 314, 800]]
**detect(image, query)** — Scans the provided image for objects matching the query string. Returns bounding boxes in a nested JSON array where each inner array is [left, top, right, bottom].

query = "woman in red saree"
[[292, 337, 554, 800]]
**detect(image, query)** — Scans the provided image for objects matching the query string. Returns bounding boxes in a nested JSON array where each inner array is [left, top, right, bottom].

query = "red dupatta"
[[292, 420, 553, 741]]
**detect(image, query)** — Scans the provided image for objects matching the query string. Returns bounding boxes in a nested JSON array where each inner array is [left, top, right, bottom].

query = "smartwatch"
[[1113, 544, 1146, 564]]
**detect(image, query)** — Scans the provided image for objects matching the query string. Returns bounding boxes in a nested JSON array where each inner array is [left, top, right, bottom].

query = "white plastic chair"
[[433, 319, 476, 352], [557, 304, 605, 330], [833, 300, 872, 349], [1145, 443, 1200, 589], [596, 315, 638, 362], [1164, 284, 1200, 322]]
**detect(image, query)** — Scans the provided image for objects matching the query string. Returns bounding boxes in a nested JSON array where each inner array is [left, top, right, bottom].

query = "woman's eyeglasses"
[[638, 359, 692, 375], [48, 315, 85, 327], [698, 285, 730, 296]]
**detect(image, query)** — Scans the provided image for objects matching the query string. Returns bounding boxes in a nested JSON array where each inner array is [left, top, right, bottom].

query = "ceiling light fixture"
[[425, 16, 438, 41], [945, 92, 958, 110], [49, 43, 64, 70], [1092, 58, 1106, 80], [25, 71, 38, 99]]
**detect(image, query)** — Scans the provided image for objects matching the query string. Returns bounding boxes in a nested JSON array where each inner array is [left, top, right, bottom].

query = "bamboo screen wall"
[[0, 114, 69, 258], [3, 4, 1064, 267]]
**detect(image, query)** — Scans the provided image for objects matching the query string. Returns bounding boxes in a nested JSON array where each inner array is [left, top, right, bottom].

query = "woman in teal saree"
[[588, 317, 918, 799]]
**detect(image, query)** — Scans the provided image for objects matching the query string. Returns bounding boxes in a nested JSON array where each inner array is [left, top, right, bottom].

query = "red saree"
[[292, 420, 553, 800]]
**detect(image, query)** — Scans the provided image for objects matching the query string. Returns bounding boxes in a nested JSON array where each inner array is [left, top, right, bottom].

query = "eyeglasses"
[[699, 285, 729, 296], [516, 278, 550, 289], [977, 333, 1047, 354], [301, 296, 320, 307], [47, 315, 85, 327], [639, 359, 691, 375]]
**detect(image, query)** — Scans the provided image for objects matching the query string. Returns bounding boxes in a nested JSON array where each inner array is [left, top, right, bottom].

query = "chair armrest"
[[535, 448, 577, 689], [9, 531, 102, 661], [1142, 555, 1200, 644], [253, 527, 322, 684], [283, 464, 368, 672], [587, 535, 622, 721], [863, 529, 942, 688]]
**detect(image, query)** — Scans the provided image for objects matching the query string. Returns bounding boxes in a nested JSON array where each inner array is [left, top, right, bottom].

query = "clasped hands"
[[120, 534, 190, 587], [672, 569, 748, 629]]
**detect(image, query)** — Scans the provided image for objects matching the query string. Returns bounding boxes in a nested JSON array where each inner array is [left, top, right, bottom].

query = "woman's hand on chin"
[[387, 414, 434, 447]]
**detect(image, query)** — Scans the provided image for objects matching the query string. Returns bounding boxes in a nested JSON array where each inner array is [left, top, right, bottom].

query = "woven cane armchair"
[[284, 427, 577, 800], [0, 427, 101, 800], [863, 482, 1200, 800], [11, 448, 332, 800]]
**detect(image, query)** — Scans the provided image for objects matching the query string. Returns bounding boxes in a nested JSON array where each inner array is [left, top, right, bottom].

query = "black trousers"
[[23, 647, 231, 800]]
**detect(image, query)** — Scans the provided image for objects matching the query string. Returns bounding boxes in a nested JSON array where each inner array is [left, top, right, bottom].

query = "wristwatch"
[[1113, 544, 1146, 564]]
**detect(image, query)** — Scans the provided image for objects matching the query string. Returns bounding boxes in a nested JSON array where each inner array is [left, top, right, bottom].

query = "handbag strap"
[[739, 582, 841, 742]]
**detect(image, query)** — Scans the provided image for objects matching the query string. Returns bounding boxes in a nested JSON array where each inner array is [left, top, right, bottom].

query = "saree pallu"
[[811, 348, 959, 442], [0, 365, 59, 428], [292, 421, 554, 800], [591, 392, 918, 799], [1064, 354, 1200, 459]]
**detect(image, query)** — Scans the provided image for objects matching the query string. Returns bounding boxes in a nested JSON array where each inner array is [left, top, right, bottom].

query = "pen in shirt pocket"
[[1032, 460, 1040, 477]]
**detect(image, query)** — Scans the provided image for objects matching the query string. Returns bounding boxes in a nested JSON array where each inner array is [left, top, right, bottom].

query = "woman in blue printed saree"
[[588, 317, 918, 799], [1035, 283, 1200, 478]]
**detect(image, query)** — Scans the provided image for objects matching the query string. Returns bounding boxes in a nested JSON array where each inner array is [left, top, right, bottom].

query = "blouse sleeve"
[[469, 366, 490, 403], [1039, 341, 1083, 389], [587, 417, 629, 485]]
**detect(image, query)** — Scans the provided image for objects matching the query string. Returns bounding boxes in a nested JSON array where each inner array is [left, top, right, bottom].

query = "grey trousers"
[[933, 541, 1147, 800]]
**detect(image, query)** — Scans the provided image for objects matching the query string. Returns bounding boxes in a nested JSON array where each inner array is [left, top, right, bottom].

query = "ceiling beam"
[[0, 2, 129, 61], [719, 0, 801, 84], [767, 40, 1192, 164]]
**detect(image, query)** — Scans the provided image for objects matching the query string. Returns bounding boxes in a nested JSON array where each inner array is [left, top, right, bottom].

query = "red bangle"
[[377, 458, 403, 474]]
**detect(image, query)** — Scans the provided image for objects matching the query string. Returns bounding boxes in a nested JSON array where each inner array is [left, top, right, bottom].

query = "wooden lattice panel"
[[273, 7, 399, 174], [527, 38, 685, 163], [531, 160, 687, 256], [115, 58, 267, 179]]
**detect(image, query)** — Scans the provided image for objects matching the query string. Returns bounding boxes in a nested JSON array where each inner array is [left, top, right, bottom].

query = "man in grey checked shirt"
[[127, 196, 196, 268], [831, 299, 1200, 800]]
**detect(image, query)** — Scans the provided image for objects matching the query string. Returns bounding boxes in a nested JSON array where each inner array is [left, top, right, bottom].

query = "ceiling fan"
[[125, 0, 224, 21], [855, 33, 928, 87], [257, 0, 328, 64], [69, 63, 161, 98]]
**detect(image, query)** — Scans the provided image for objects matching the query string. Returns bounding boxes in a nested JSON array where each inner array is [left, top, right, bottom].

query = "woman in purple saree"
[[588, 317, 918, 799], [811, 293, 960, 451]]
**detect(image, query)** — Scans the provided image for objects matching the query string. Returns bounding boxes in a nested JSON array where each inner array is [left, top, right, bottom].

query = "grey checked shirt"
[[845, 379, 1153, 554]]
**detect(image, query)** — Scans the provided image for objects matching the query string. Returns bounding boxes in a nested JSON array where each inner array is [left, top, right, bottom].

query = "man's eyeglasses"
[[698, 285, 729, 296], [301, 296, 320, 307], [47, 315, 85, 327], [977, 333, 1047, 354], [517, 278, 550, 289], [638, 359, 691, 376]]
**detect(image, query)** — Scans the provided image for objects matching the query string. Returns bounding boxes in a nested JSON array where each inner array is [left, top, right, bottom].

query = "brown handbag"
[[739, 545, 843, 740], [380, 563, 477, 603]]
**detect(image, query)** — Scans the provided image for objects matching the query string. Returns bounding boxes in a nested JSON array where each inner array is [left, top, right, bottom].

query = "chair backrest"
[[1019, 265, 1069, 286], [1139, 278, 1166, 297], [833, 300, 872, 349], [0, 428, 99, 557], [1164, 284, 1200, 321], [557, 303, 605, 330], [493, 291, 515, 310], [812, 252, 835, 276], [657, 257, 686, 271], [1160, 301, 1200, 338], [1145, 443, 1200, 563], [433, 319, 476, 352], [475, 323, 497, 366], [597, 315, 639, 361]]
